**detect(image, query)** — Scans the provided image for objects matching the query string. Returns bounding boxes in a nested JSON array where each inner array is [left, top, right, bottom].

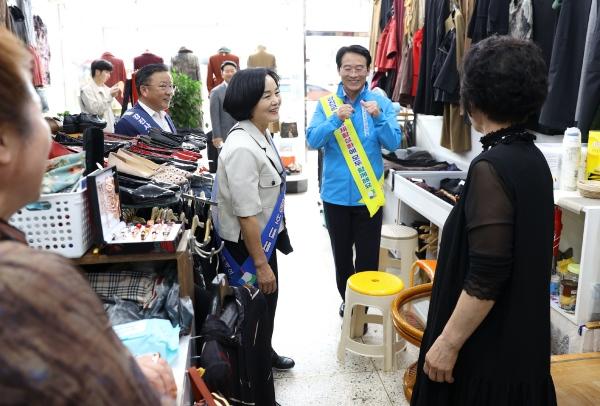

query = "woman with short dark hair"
[[411, 36, 557, 405], [215, 68, 294, 406], [80, 58, 119, 132]]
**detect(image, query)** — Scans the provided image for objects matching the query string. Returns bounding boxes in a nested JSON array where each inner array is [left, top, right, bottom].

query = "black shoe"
[[78, 113, 107, 130], [119, 184, 178, 207], [339, 302, 345, 318], [272, 351, 295, 370]]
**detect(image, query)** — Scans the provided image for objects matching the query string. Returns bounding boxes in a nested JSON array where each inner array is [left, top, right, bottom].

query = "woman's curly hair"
[[460, 36, 548, 125]]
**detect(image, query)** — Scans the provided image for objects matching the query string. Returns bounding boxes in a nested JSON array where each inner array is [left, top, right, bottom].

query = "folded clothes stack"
[[408, 177, 466, 206], [383, 149, 460, 175]]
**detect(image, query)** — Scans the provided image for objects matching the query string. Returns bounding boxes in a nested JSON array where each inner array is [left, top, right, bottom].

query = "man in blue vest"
[[115, 63, 177, 136]]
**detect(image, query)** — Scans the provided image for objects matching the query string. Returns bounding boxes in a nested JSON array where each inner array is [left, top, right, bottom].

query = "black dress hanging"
[[538, 0, 592, 130], [414, 0, 448, 116]]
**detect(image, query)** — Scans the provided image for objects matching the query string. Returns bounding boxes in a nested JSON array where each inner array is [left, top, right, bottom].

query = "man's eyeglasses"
[[143, 84, 177, 93], [341, 65, 368, 74]]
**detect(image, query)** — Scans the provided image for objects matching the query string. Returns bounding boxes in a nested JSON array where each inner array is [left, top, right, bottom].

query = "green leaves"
[[169, 71, 203, 129]]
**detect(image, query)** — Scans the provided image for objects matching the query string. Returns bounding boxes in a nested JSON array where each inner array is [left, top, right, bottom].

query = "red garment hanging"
[[28, 46, 43, 87], [411, 28, 424, 97], [375, 15, 399, 72]]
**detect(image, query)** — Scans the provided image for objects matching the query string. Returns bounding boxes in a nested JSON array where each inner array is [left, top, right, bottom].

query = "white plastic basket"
[[9, 188, 92, 258]]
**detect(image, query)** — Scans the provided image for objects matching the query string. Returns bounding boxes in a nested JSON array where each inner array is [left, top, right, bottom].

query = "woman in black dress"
[[411, 36, 557, 405]]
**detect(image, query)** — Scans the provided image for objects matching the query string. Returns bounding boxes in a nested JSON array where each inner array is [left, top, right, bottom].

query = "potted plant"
[[169, 71, 203, 129]]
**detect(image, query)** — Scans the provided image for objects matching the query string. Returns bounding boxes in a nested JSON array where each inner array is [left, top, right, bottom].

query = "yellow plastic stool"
[[338, 271, 407, 371], [349, 271, 405, 296]]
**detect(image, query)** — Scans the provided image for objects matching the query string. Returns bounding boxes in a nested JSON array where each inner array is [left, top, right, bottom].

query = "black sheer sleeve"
[[463, 161, 514, 300]]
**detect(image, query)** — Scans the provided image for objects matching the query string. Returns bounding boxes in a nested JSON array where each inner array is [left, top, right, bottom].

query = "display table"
[[73, 230, 194, 298]]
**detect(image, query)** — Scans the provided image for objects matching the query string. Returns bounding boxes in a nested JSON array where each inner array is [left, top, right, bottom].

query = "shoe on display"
[[78, 113, 107, 130], [117, 173, 180, 192], [119, 184, 176, 206]]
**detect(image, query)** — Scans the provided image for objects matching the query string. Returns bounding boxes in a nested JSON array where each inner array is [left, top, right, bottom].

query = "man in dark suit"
[[206, 46, 239, 94], [208, 61, 238, 172], [114, 64, 176, 136]]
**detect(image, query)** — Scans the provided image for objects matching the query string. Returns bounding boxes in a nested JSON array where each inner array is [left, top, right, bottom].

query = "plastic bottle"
[[560, 127, 581, 191], [550, 273, 560, 301], [578, 145, 588, 183]]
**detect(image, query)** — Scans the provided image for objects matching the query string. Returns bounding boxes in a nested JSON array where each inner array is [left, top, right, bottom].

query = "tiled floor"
[[272, 151, 417, 405]]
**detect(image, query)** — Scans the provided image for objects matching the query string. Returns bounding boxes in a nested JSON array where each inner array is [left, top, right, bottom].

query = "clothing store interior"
[[2, 0, 600, 404]]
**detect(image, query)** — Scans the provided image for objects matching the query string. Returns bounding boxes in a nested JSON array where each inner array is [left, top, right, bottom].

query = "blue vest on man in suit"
[[115, 103, 177, 136]]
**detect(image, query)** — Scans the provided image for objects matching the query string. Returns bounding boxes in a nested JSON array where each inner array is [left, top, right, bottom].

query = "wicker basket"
[[578, 180, 600, 199]]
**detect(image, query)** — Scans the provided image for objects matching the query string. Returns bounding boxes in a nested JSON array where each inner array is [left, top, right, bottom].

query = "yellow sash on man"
[[320, 94, 385, 217]]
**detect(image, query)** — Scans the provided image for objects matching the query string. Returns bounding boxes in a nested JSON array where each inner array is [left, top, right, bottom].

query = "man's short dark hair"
[[223, 68, 280, 121], [220, 60, 238, 71], [135, 63, 169, 93], [460, 36, 548, 125], [335, 45, 372, 69], [90, 59, 113, 78]]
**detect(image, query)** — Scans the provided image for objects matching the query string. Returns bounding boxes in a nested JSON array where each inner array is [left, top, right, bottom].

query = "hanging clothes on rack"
[[369, 0, 383, 58], [375, 14, 400, 73], [532, 0, 558, 70], [17, 0, 33, 45], [575, 0, 600, 142], [509, 0, 533, 39], [412, 27, 423, 98], [440, 3, 471, 152], [394, 40, 414, 105], [467, 0, 511, 44], [539, 0, 592, 130], [413, 0, 449, 116], [373, 12, 400, 96], [392, 0, 415, 103], [33, 15, 50, 86], [8, 5, 27, 44]]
